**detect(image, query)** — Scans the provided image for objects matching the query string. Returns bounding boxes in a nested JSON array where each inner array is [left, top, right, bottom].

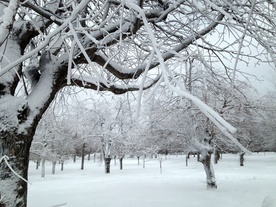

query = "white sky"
[[241, 62, 275, 96]]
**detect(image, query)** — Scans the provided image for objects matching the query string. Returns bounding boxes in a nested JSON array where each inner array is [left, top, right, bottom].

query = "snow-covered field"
[[28, 153, 276, 207]]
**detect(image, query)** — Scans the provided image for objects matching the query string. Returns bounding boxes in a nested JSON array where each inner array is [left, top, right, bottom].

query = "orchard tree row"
[[31, 71, 276, 175]]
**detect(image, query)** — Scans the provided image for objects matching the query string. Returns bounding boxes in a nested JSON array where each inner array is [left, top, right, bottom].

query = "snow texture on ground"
[[28, 153, 276, 207]]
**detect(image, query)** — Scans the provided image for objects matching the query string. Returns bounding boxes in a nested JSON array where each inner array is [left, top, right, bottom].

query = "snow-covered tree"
[[1, 1, 276, 206], [248, 93, 276, 152]]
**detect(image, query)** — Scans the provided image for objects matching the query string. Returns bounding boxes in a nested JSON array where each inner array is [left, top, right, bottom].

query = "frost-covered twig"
[[0, 193, 5, 203], [205, 0, 233, 20], [67, 37, 76, 85], [20, 1, 63, 25], [68, 22, 109, 87], [0, 155, 30, 184], [136, 49, 156, 118], [231, 0, 256, 94], [155, 0, 185, 22], [126, 0, 250, 153], [0, 0, 91, 77]]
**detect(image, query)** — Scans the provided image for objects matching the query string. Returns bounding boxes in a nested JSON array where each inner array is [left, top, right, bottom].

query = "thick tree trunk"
[[193, 140, 217, 189], [41, 159, 45, 178], [52, 161, 56, 174], [104, 157, 112, 173], [0, 133, 32, 207], [201, 151, 217, 189]]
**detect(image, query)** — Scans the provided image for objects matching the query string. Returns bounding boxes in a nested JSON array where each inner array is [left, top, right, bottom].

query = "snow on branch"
[[231, 0, 256, 93], [155, 0, 186, 22], [0, 0, 91, 77], [68, 22, 109, 87], [204, 0, 233, 20], [20, 1, 63, 25], [173, 86, 250, 153], [93, 51, 144, 79], [125, 0, 250, 153], [0, 0, 19, 47], [71, 73, 161, 94]]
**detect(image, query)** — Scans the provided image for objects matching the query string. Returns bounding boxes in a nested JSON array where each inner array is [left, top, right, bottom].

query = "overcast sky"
[[241, 62, 275, 96]]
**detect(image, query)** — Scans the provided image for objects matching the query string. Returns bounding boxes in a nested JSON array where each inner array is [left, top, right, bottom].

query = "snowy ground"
[[28, 153, 276, 207]]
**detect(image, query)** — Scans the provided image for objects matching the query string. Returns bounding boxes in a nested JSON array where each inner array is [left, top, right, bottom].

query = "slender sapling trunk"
[[81, 143, 85, 170]]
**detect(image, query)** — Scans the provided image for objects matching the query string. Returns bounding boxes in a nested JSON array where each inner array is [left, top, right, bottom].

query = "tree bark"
[[159, 158, 163, 174], [214, 148, 220, 164], [192, 140, 217, 189], [36, 160, 40, 170], [197, 152, 200, 161], [143, 155, 146, 168], [52, 161, 56, 174], [61, 161, 64, 171], [81, 144, 85, 170], [104, 157, 112, 173], [119, 157, 123, 170], [0, 133, 32, 207], [186, 156, 188, 166], [240, 152, 245, 166], [41, 159, 45, 178], [201, 151, 217, 189]]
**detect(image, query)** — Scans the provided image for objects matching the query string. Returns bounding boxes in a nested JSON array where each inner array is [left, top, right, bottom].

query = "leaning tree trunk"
[[193, 140, 217, 189], [200, 150, 217, 189], [0, 132, 32, 207]]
